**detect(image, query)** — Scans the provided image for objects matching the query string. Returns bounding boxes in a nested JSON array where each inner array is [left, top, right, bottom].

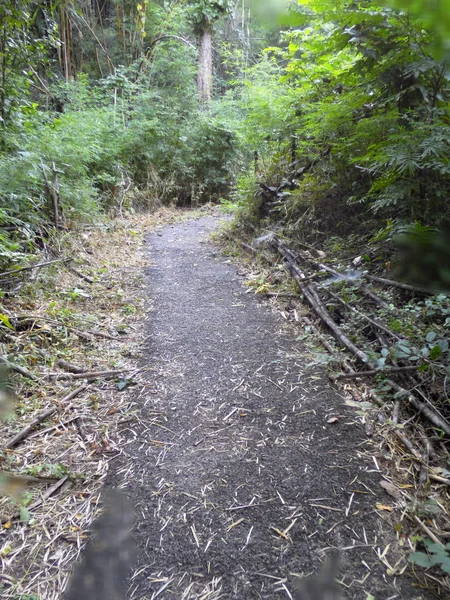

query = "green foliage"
[[189, 0, 232, 31], [0, 1, 57, 131], [410, 538, 450, 574], [232, 0, 450, 236], [0, 1, 251, 271]]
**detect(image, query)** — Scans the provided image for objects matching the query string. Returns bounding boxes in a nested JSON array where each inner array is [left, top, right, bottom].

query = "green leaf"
[[409, 551, 438, 568], [429, 345, 442, 360], [19, 505, 30, 523], [426, 331, 437, 343], [0, 313, 14, 330]]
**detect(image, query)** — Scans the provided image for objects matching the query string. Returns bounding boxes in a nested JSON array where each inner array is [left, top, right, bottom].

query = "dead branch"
[[264, 292, 299, 298], [393, 429, 424, 462], [240, 241, 277, 265], [272, 236, 450, 437], [335, 365, 421, 380], [366, 275, 432, 295], [0, 356, 36, 380], [65, 263, 94, 284], [271, 237, 369, 363], [0, 472, 60, 484], [12, 315, 118, 341], [386, 379, 450, 437], [361, 286, 390, 309], [57, 359, 86, 374], [1, 476, 69, 524], [0, 258, 69, 280], [44, 369, 121, 381], [320, 287, 402, 340], [3, 385, 87, 450]]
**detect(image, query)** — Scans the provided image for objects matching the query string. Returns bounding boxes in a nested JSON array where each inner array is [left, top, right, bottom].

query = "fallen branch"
[[366, 275, 432, 295], [0, 258, 69, 280], [264, 292, 299, 298], [361, 287, 390, 310], [271, 237, 368, 363], [57, 359, 86, 374], [414, 515, 444, 547], [386, 379, 450, 438], [240, 241, 277, 265], [393, 429, 424, 462], [320, 287, 402, 340], [0, 472, 60, 484], [271, 236, 450, 437], [1, 475, 69, 524], [65, 263, 94, 284], [0, 356, 36, 380], [44, 369, 121, 381], [334, 365, 421, 380], [12, 314, 118, 341], [3, 385, 87, 450]]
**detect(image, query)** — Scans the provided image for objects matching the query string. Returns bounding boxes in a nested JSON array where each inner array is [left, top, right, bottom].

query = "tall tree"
[[190, 0, 230, 104]]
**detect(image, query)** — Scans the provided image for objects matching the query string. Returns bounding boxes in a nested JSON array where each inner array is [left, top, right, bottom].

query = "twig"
[[264, 292, 299, 298], [271, 237, 368, 363], [386, 379, 450, 437], [0, 258, 69, 280], [4, 406, 58, 450], [334, 365, 421, 380], [12, 314, 118, 341], [3, 385, 87, 450], [65, 263, 94, 284], [5, 476, 69, 523], [44, 369, 122, 381], [0, 472, 60, 484], [393, 429, 424, 462], [272, 236, 450, 437], [413, 516, 444, 547], [361, 286, 390, 309], [75, 416, 88, 442]]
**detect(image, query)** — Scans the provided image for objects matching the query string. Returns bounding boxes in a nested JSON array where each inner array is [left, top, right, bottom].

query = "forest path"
[[117, 215, 417, 600]]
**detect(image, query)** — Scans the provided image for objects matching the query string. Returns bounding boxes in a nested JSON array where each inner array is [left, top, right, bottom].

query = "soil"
[[109, 215, 428, 599]]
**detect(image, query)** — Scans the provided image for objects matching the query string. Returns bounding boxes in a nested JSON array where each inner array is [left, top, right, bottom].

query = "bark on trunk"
[[197, 27, 212, 105]]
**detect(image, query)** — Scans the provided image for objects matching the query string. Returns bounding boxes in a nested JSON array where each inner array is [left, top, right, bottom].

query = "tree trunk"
[[197, 27, 212, 105]]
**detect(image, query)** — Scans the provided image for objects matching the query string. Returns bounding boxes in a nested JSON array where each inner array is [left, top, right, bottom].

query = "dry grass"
[[0, 207, 203, 599]]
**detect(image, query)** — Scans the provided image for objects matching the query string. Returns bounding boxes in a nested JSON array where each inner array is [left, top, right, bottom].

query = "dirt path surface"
[[114, 216, 423, 600]]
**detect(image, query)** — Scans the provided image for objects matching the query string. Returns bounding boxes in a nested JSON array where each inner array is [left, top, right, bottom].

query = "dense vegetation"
[[1, 2, 450, 589], [0, 0, 449, 274]]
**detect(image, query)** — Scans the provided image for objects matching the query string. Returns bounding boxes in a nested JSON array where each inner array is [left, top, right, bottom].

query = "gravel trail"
[[112, 215, 421, 600]]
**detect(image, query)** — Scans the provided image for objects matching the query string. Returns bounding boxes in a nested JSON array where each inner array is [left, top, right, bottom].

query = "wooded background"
[[0, 0, 449, 279]]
